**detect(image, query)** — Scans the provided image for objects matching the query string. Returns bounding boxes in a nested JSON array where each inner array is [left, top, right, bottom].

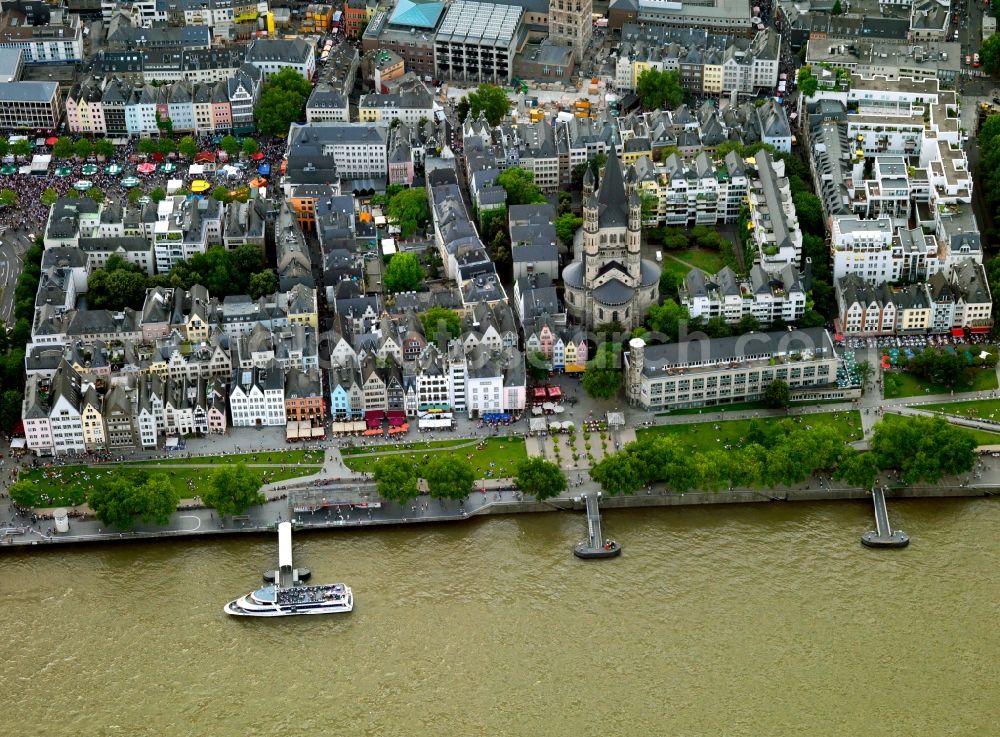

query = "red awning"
[[152, 153, 164, 162], [365, 409, 385, 419], [951, 328, 966, 337], [387, 410, 406, 418], [45, 136, 58, 145], [970, 326, 992, 334], [251, 152, 265, 161], [547, 386, 562, 398], [834, 334, 844, 341], [532, 388, 547, 398], [389, 417, 406, 427], [195, 151, 217, 163]]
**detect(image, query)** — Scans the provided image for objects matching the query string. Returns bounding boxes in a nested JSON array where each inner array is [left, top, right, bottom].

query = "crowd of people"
[[0, 133, 287, 234]]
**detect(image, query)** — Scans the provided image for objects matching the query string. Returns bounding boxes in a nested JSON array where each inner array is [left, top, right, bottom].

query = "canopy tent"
[[981, 351, 993, 361], [166, 178, 183, 194], [152, 153, 165, 162], [222, 164, 240, 178], [30, 154, 51, 174], [44, 136, 58, 146], [541, 402, 555, 412], [0, 164, 15, 175], [951, 328, 966, 338], [105, 164, 123, 175], [136, 162, 155, 174], [188, 163, 206, 177], [418, 416, 452, 429], [251, 152, 265, 161], [194, 151, 216, 164], [54, 166, 71, 177], [606, 412, 625, 429], [532, 387, 547, 399], [362, 428, 383, 436], [190, 180, 210, 193], [160, 162, 177, 173], [80, 164, 98, 176], [165, 437, 180, 448], [73, 180, 93, 191], [529, 418, 547, 433], [9, 437, 25, 449], [552, 405, 565, 414], [546, 386, 562, 399], [257, 163, 271, 176], [531, 406, 542, 415], [121, 176, 140, 187]]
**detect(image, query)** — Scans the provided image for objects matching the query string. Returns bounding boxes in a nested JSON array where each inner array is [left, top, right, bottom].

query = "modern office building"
[[434, 1, 524, 84]]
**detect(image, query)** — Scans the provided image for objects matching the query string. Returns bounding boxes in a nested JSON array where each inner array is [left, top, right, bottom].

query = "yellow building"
[[81, 387, 106, 451]]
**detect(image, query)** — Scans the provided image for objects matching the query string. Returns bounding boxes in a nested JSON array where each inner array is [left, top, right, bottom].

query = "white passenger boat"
[[224, 522, 353, 618], [224, 582, 353, 617]]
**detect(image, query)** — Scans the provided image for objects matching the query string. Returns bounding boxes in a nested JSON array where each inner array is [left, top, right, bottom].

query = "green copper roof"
[[388, 0, 445, 28]]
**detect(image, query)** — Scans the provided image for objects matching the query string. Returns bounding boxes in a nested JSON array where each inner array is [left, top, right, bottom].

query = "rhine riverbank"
[[3, 480, 996, 549]]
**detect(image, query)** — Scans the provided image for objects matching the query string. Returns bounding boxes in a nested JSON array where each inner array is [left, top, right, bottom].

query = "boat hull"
[[574, 542, 622, 559]]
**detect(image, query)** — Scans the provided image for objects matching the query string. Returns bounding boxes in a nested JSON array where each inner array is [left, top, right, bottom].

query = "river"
[[2, 499, 997, 737]]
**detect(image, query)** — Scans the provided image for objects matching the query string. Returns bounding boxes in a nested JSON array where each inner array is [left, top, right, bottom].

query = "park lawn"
[[339, 438, 475, 456], [637, 410, 863, 451], [918, 398, 1000, 420], [129, 449, 321, 467], [669, 248, 727, 275], [341, 437, 526, 479], [878, 413, 1000, 447], [15, 463, 322, 509], [883, 368, 998, 399]]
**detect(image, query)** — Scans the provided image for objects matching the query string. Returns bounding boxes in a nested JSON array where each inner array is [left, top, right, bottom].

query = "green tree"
[[735, 314, 761, 335], [157, 138, 175, 156], [85, 187, 104, 203], [254, 69, 312, 135], [53, 137, 74, 159], [138, 138, 158, 156], [74, 139, 93, 159], [248, 270, 277, 300], [386, 187, 429, 238], [423, 455, 475, 500], [178, 135, 198, 159], [764, 379, 791, 409], [41, 187, 59, 206], [420, 306, 461, 340], [659, 269, 680, 299], [796, 66, 819, 97], [150, 186, 167, 203], [514, 457, 567, 501], [496, 167, 546, 206], [203, 464, 265, 517], [590, 451, 645, 496], [128, 187, 145, 205], [242, 138, 259, 157], [458, 84, 511, 126], [982, 33, 1000, 77], [557, 190, 573, 216], [0, 389, 22, 433], [0, 189, 16, 207], [646, 299, 690, 342], [528, 351, 550, 380], [835, 448, 880, 490], [582, 342, 622, 399], [373, 456, 420, 503], [11, 139, 31, 158], [555, 213, 582, 246], [87, 472, 179, 530], [869, 416, 976, 485], [0, 138, 7, 158], [635, 68, 684, 110], [94, 138, 115, 158], [857, 360, 875, 391], [212, 185, 232, 203], [792, 191, 824, 236], [220, 135, 240, 157], [87, 263, 149, 311], [831, 0, 842, 14], [906, 347, 968, 387], [383, 252, 424, 293]]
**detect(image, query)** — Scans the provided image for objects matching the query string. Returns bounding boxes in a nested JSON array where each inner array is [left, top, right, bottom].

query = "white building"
[[229, 361, 286, 427], [286, 122, 389, 179]]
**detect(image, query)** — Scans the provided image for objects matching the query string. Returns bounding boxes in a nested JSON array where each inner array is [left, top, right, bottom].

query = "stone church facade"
[[563, 150, 661, 330]]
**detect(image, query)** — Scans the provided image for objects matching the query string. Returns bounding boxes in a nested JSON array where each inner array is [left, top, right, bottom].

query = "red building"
[[343, 0, 369, 38]]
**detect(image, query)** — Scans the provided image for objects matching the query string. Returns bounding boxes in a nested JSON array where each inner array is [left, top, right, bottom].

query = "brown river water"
[[1, 499, 997, 737]]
